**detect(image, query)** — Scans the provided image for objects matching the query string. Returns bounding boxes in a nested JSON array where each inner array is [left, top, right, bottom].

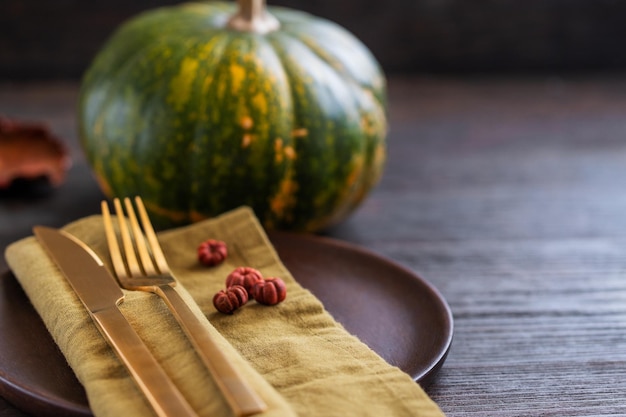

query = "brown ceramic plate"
[[0, 232, 453, 417]]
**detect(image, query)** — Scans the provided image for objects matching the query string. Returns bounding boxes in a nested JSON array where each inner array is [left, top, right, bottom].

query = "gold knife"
[[33, 226, 198, 417]]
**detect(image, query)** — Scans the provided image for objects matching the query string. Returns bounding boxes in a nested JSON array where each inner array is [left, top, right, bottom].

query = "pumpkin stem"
[[227, 0, 280, 34]]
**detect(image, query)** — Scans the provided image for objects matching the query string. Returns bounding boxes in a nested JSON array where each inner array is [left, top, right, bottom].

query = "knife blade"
[[33, 226, 198, 417]]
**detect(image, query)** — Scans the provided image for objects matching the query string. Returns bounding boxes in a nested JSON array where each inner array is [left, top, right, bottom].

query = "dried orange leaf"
[[0, 116, 71, 189]]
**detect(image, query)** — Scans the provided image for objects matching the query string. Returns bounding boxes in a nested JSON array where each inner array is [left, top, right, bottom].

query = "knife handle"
[[155, 285, 267, 417], [92, 307, 198, 417]]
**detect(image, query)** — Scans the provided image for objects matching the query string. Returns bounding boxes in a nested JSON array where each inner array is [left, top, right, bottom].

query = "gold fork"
[[102, 196, 267, 417]]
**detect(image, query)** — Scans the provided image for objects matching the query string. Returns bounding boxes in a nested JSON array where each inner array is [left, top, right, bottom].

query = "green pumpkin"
[[79, 0, 387, 232]]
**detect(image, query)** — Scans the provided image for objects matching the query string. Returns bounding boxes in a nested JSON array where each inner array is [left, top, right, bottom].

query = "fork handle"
[[92, 307, 198, 417], [156, 285, 268, 417]]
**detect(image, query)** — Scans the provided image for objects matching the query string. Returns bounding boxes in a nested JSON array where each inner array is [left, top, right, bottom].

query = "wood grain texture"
[[3, 76, 626, 415], [327, 77, 626, 416]]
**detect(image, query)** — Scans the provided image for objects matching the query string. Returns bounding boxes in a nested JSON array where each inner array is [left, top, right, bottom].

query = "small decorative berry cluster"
[[213, 267, 287, 314], [197, 239, 287, 314]]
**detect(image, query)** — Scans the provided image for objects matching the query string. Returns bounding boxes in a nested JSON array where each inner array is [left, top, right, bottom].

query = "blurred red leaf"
[[0, 116, 71, 189]]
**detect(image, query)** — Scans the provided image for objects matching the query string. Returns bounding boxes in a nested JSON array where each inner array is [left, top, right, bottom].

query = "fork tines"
[[102, 196, 170, 279]]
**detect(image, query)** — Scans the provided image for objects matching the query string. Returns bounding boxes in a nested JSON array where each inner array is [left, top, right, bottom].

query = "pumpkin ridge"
[[188, 32, 296, 223], [267, 33, 379, 228], [276, 14, 387, 107]]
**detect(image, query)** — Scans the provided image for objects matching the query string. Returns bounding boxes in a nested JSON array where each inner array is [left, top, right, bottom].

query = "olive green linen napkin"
[[5, 206, 444, 417]]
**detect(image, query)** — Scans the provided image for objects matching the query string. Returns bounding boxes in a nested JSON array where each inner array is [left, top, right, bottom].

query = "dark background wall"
[[2, 0, 626, 80]]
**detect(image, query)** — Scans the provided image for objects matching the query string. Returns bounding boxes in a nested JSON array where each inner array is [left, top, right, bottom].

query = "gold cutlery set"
[[34, 197, 266, 417]]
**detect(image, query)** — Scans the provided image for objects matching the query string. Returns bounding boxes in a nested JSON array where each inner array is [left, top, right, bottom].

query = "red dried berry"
[[212, 285, 248, 314], [198, 239, 227, 266], [226, 267, 264, 297], [252, 277, 287, 306]]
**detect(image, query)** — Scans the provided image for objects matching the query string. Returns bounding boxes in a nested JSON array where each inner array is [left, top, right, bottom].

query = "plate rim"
[[268, 230, 454, 385]]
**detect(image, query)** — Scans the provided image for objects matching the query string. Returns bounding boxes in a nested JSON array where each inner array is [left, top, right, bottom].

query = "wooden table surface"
[[2, 76, 626, 416]]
